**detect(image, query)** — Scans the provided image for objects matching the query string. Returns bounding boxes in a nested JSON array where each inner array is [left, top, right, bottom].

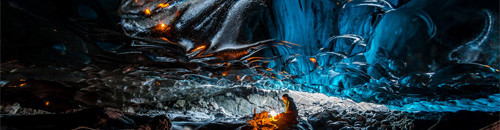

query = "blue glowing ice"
[[115, 0, 499, 112], [260, 0, 499, 112]]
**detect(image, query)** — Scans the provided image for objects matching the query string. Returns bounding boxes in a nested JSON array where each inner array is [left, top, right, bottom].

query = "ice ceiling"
[[2, 0, 499, 112]]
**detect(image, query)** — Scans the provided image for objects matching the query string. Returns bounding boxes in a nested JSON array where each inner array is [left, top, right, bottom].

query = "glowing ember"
[[309, 57, 317, 64], [144, 9, 151, 15], [158, 3, 169, 8], [45, 101, 50, 106]]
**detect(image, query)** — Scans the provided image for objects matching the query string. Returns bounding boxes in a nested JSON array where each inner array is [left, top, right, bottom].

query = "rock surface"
[[1, 107, 172, 130]]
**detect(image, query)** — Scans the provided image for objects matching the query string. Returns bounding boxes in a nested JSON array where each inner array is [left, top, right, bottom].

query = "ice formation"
[[115, 0, 500, 112], [1, 0, 499, 114]]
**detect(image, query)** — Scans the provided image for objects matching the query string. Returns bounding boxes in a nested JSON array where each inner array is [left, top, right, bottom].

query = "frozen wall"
[[262, 0, 500, 111]]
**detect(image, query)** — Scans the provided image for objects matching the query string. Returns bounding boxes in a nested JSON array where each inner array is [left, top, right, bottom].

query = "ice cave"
[[1, 0, 499, 129]]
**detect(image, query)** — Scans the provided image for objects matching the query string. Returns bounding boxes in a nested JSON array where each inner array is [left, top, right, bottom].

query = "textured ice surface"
[[1, 0, 499, 114], [93, 0, 500, 112], [260, 0, 499, 111], [389, 94, 500, 112], [157, 87, 390, 121]]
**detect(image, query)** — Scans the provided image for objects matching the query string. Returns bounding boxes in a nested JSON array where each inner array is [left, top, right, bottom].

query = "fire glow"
[[144, 9, 151, 15], [309, 57, 317, 64], [158, 3, 169, 8], [269, 111, 278, 118], [153, 23, 171, 33], [248, 110, 279, 130]]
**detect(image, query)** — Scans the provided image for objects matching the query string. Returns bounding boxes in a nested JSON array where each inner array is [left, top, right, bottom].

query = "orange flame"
[[45, 101, 50, 106], [269, 111, 278, 118], [248, 111, 279, 130]]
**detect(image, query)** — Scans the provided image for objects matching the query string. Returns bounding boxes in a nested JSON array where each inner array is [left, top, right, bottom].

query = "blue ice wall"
[[265, 0, 394, 92], [263, 0, 500, 112], [271, 0, 339, 55]]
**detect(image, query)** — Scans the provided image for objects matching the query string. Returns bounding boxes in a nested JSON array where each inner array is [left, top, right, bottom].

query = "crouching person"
[[274, 94, 299, 130]]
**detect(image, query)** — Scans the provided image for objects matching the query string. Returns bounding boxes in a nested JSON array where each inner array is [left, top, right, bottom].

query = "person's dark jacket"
[[283, 97, 298, 117]]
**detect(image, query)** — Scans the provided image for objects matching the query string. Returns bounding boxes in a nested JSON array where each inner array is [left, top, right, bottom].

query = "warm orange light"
[[269, 111, 277, 118], [246, 57, 263, 61], [281, 40, 301, 47], [248, 111, 278, 130], [175, 10, 182, 16], [160, 37, 176, 44], [20, 79, 26, 81], [45, 101, 50, 106], [158, 3, 169, 8], [144, 9, 151, 15], [309, 57, 317, 64], [19, 83, 27, 87], [266, 68, 273, 71], [222, 72, 228, 76], [154, 23, 171, 33], [190, 45, 207, 53], [215, 50, 249, 61]]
